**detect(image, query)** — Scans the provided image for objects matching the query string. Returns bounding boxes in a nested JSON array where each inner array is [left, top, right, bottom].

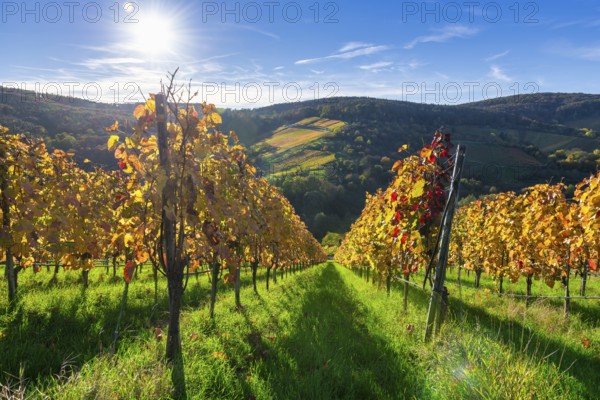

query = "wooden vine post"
[[155, 92, 188, 397], [0, 146, 16, 302], [155, 93, 183, 363], [424, 145, 466, 342]]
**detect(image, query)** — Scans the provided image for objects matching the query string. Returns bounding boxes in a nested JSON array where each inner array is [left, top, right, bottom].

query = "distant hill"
[[0, 86, 135, 167], [461, 93, 600, 130], [233, 94, 599, 185], [2, 88, 599, 238]]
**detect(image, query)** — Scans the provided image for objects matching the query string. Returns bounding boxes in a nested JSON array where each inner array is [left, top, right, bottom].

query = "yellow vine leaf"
[[420, 147, 432, 159], [132, 189, 144, 203], [108, 135, 120, 151], [210, 112, 223, 125], [124, 233, 134, 248], [105, 120, 119, 132], [133, 104, 146, 120], [410, 179, 425, 199], [145, 98, 156, 114], [140, 136, 158, 150]]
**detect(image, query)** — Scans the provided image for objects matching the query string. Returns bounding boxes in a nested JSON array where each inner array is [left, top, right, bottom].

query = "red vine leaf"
[[124, 260, 135, 283]]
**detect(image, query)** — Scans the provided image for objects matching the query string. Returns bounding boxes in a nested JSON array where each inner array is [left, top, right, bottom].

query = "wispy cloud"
[[550, 18, 600, 29], [408, 60, 425, 69], [485, 50, 510, 62], [546, 40, 600, 61], [359, 61, 393, 71], [404, 25, 478, 49], [232, 25, 280, 40], [489, 65, 512, 82], [339, 42, 373, 52], [76, 57, 146, 70], [573, 45, 600, 61], [295, 43, 388, 65], [551, 19, 586, 29]]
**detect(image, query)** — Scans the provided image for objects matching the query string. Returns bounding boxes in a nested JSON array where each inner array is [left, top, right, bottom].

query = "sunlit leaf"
[[210, 112, 222, 125], [108, 135, 120, 151], [105, 120, 119, 132]]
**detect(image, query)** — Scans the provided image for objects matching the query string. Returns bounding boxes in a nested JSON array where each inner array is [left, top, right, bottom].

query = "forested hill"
[[460, 93, 600, 129], [0, 87, 135, 167], [2, 88, 600, 239]]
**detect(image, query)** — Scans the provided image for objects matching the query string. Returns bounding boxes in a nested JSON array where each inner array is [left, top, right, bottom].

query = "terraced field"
[[254, 118, 346, 176]]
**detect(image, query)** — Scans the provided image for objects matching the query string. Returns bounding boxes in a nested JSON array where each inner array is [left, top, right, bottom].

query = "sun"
[[125, 4, 179, 59]]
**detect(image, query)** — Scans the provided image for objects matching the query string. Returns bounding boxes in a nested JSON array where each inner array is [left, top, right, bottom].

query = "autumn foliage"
[[450, 179, 599, 291], [335, 130, 453, 286]]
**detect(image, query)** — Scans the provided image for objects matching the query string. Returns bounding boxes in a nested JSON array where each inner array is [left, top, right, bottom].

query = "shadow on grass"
[[570, 300, 600, 327], [182, 267, 274, 310], [0, 287, 165, 383], [247, 262, 428, 400], [447, 296, 600, 397]]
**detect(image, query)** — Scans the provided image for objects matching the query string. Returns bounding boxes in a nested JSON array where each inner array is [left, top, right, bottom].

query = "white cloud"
[[485, 50, 510, 62], [404, 25, 479, 49], [335, 46, 389, 59], [295, 45, 388, 65], [339, 42, 373, 52], [359, 61, 393, 71], [489, 65, 512, 82]]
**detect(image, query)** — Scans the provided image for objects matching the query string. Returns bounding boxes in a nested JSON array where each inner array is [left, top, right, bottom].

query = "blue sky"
[[1, 0, 599, 108]]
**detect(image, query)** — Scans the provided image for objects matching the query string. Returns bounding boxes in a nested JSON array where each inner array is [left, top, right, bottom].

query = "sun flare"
[[126, 5, 179, 59]]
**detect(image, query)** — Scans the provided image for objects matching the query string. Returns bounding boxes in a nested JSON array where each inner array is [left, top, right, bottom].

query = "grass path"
[[1, 262, 596, 399], [245, 262, 429, 399]]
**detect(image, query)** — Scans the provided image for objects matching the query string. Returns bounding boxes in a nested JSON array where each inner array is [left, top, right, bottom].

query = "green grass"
[[460, 142, 543, 167], [517, 130, 599, 153], [438, 267, 599, 398], [1, 263, 598, 399], [454, 126, 600, 155], [565, 117, 600, 133]]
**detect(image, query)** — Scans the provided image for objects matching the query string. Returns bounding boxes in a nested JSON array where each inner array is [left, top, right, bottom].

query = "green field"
[[455, 126, 600, 155], [1, 262, 598, 399], [460, 142, 543, 167]]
